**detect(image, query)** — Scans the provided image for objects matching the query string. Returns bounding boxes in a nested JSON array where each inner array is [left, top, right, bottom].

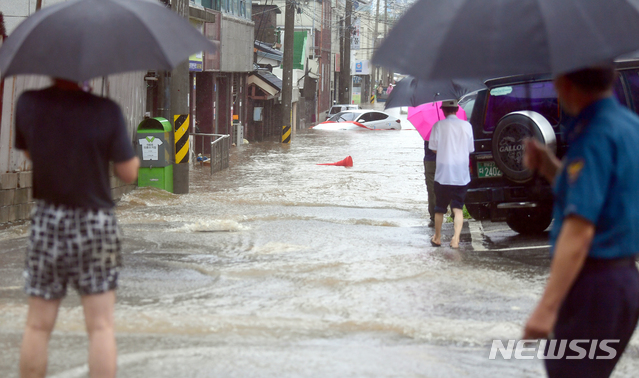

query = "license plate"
[[477, 161, 503, 178]]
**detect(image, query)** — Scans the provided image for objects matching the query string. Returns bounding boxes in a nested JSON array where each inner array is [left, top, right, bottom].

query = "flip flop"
[[430, 238, 441, 247]]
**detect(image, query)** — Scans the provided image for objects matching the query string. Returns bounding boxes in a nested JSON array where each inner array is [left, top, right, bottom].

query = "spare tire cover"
[[492, 111, 557, 182]]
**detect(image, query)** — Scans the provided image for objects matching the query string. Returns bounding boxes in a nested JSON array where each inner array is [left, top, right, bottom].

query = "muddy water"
[[1, 123, 637, 377], [111, 126, 544, 377]]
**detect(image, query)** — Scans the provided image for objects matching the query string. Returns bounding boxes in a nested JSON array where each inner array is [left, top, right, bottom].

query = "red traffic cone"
[[317, 156, 353, 167]]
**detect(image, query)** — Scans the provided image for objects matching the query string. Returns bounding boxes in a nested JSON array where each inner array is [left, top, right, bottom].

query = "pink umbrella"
[[407, 101, 467, 141]]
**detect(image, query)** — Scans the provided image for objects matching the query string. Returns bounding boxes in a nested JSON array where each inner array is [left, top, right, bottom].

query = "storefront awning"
[[248, 70, 282, 99]]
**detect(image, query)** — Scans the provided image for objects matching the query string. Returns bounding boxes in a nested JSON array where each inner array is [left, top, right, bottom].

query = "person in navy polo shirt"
[[523, 66, 639, 377]]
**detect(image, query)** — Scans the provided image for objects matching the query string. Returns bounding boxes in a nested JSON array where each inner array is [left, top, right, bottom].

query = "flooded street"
[[1, 121, 638, 377]]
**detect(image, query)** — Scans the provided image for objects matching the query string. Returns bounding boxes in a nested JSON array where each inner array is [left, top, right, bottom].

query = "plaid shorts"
[[24, 200, 123, 299]]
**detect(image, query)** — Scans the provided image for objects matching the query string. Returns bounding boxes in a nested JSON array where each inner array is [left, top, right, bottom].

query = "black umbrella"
[[384, 76, 485, 109], [373, 0, 639, 80], [0, 0, 216, 81]]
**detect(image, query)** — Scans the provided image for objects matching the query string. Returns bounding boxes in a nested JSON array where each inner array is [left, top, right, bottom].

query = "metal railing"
[[191, 133, 231, 175]]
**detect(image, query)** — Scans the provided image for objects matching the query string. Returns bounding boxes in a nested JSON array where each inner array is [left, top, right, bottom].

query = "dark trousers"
[[423, 160, 436, 220], [545, 259, 639, 378]]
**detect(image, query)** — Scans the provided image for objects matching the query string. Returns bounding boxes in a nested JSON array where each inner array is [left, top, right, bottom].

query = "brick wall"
[[0, 170, 136, 225], [0, 171, 32, 223]]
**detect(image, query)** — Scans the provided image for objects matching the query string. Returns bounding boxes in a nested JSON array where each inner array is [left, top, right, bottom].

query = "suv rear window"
[[484, 81, 560, 132]]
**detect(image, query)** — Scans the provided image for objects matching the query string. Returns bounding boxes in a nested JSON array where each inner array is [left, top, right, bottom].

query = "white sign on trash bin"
[[139, 136, 163, 160]]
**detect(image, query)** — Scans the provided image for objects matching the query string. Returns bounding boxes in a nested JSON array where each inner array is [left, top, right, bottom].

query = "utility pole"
[[386, 1, 393, 86], [383, 0, 388, 86], [338, 17, 343, 103], [171, 0, 190, 193], [372, 0, 380, 89], [281, 0, 295, 143], [340, 0, 352, 105]]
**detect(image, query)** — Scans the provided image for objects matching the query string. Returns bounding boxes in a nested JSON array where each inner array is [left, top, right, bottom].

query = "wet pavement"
[[1, 112, 638, 377]]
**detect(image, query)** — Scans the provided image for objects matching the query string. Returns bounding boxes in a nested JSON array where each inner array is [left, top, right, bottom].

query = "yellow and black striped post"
[[370, 94, 375, 104], [282, 125, 291, 144], [174, 114, 190, 164], [173, 114, 190, 194]]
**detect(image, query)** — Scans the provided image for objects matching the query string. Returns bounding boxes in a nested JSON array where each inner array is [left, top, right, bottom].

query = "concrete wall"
[[2, 0, 66, 35], [0, 168, 135, 224], [0, 171, 32, 223], [252, 4, 279, 44], [0, 0, 146, 224], [220, 15, 254, 72]]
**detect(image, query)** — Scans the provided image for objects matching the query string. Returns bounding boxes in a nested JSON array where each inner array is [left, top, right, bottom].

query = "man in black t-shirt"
[[15, 78, 139, 378]]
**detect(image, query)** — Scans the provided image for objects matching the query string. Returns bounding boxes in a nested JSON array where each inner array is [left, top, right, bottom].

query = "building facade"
[[186, 1, 254, 151], [264, 0, 332, 123], [0, 0, 255, 224]]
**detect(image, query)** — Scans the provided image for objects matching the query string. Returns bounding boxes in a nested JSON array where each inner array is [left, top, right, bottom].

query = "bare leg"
[[82, 291, 117, 378], [20, 297, 62, 378], [450, 208, 464, 248], [432, 212, 444, 245]]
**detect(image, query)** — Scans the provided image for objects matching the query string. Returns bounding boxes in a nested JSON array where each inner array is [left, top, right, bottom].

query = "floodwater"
[[1, 113, 638, 377]]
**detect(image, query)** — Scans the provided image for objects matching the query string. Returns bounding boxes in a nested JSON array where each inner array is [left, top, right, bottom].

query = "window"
[[620, 70, 639, 111], [612, 74, 627, 107], [459, 92, 477, 118], [329, 106, 343, 115], [357, 113, 374, 123], [371, 112, 389, 121], [329, 112, 357, 122], [484, 81, 560, 132]]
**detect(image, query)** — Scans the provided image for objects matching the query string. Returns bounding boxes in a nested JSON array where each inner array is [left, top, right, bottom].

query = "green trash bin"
[[136, 117, 174, 193]]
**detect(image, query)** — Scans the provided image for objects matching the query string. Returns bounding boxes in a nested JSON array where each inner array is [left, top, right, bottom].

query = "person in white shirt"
[[428, 99, 475, 248]]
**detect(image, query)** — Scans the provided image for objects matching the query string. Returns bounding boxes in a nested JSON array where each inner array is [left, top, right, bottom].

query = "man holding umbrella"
[[15, 78, 139, 378], [0, 1, 217, 377], [373, 0, 639, 375], [523, 66, 639, 377]]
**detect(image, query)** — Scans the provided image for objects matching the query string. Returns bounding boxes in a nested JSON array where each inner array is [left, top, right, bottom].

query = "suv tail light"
[[395, 119, 401, 123]]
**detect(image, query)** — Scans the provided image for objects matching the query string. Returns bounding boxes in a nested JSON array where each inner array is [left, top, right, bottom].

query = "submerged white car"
[[313, 110, 402, 130], [325, 104, 360, 120]]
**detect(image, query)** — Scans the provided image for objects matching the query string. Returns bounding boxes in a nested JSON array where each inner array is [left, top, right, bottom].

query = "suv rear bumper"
[[466, 185, 554, 221]]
